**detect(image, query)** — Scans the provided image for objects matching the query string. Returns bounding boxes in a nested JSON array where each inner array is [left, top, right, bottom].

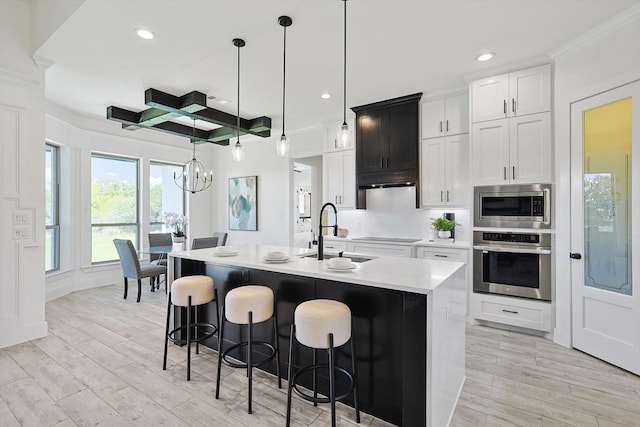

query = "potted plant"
[[164, 212, 188, 247], [432, 217, 455, 239]]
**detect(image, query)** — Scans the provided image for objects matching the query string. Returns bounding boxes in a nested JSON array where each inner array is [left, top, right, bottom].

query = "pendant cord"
[[343, 0, 347, 126], [237, 43, 241, 144], [282, 25, 287, 137], [192, 119, 197, 159]]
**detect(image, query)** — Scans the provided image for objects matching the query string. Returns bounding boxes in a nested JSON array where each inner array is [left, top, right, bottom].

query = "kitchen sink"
[[300, 252, 374, 263]]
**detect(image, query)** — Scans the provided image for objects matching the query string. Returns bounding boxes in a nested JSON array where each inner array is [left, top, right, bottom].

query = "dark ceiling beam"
[[106, 88, 272, 145]]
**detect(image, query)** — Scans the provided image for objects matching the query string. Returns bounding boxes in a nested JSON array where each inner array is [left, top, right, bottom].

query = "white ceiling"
[[37, 0, 640, 141]]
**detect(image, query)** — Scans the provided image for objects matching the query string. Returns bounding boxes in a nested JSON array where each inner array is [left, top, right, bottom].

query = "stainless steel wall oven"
[[473, 231, 552, 301]]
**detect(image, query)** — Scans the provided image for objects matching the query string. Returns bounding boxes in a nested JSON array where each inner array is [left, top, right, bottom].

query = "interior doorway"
[[292, 156, 322, 248], [570, 79, 640, 375]]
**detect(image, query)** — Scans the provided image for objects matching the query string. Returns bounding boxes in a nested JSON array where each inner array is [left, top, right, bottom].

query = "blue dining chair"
[[113, 239, 166, 303]]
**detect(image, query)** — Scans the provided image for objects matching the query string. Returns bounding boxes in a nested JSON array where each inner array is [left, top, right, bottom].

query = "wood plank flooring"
[[1, 284, 639, 426]]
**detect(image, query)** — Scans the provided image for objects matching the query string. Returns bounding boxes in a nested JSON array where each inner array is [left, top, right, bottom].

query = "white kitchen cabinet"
[[323, 149, 355, 209], [421, 134, 469, 207], [421, 94, 469, 139], [323, 240, 348, 253], [471, 292, 552, 332], [472, 112, 551, 185], [472, 64, 550, 123], [324, 118, 355, 152], [348, 242, 415, 258], [416, 247, 468, 263]]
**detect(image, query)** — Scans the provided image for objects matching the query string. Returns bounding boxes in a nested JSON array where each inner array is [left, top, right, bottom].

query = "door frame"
[[554, 69, 640, 349]]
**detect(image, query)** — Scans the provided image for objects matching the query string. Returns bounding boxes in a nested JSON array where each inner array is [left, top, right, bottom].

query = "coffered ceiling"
[[36, 0, 639, 143]]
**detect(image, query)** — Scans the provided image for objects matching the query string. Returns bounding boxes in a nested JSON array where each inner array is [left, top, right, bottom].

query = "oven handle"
[[473, 245, 551, 255]]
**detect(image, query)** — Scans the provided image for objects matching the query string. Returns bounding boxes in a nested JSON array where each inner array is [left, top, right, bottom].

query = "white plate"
[[325, 263, 357, 271], [263, 257, 289, 263], [212, 250, 238, 257]]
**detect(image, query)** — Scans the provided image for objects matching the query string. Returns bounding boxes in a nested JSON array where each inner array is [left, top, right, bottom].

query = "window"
[[91, 154, 138, 263], [149, 162, 184, 232], [45, 144, 60, 271]]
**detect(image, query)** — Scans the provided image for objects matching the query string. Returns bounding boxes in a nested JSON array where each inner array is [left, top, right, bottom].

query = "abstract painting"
[[229, 176, 257, 231]]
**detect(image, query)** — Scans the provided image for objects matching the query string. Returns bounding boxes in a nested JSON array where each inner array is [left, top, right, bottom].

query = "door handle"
[[446, 120, 449, 132], [440, 191, 443, 202], [380, 157, 383, 168], [503, 166, 507, 181], [503, 100, 507, 115], [512, 166, 515, 180], [512, 98, 516, 113], [440, 121, 443, 133], [570, 252, 582, 260], [446, 190, 450, 202]]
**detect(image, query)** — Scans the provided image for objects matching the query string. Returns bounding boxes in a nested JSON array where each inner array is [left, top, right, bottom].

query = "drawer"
[[471, 293, 551, 332], [417, 247, 468, 262], [323, 241, 348, 252], [348, 243, 414, 258]]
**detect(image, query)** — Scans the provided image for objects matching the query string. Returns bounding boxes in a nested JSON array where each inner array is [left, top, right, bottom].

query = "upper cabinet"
[[472, 64, 551, 123], [352, 93, 422, 209], [323, 149, 355, 209], [421, 134, 469, 207], [421, 94, 469, 139], [472, 113, 551, 185]]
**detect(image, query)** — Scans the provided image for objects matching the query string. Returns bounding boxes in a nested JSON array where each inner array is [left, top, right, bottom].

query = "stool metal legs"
[[216, 304, 281, 414], [286, 321, 360, 427]]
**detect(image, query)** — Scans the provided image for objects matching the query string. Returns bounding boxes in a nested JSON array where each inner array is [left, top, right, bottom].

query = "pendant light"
[[232, 38, 246, 162], [276, 16, 293, 157], [337, 0, 351, 149], [174, 119, 213, 194]]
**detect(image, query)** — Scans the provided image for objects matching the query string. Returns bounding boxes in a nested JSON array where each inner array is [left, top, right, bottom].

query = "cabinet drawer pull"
[[503, 100, 507, 115], [503, 166, 507, 181], [434, 254, 448, 258], [502, 309, 519, 314]]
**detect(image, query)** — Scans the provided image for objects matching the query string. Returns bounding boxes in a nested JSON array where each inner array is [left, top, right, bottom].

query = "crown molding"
[[462, 55, 551, 83], [0, 67, 41, 86], [549, 4, 640, 59]]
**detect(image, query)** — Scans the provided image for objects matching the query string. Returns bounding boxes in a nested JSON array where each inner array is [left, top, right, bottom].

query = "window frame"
[[90, 153, 140, 264], [149, 160, 185, 233], [45, 143, 60, 272]]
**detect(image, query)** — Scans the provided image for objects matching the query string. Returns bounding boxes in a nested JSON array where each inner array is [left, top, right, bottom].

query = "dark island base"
[[174, 258, 427, 426]]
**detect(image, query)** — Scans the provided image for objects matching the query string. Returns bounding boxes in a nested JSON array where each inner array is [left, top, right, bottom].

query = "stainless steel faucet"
[[318, 202, 338, 260]]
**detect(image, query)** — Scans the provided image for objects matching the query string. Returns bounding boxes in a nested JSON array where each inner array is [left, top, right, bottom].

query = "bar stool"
[[162, 275, 218, 381], [215, 285, 281, 414], [286, 299, 360, 427]]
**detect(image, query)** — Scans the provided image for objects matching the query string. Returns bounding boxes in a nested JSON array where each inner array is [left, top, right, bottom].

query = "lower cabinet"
[[471, 292, 552, 332], [323, 240, 415, 257], [322, 240, 348, 253]]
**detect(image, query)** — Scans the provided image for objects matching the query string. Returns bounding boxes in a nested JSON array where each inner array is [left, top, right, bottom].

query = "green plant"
[[432, 217, 455, 231]]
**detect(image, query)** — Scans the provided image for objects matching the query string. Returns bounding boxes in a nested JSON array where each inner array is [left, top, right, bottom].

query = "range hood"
[[351, 93, 422, 209]]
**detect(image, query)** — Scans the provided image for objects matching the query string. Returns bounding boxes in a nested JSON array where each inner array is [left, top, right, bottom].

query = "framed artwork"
[[229, 176, 258, 231]]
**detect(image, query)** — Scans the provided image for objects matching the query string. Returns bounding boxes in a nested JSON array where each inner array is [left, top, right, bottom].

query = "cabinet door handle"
[[339, 195, 343, 204], [502, 309, 519, 314], [446, 190, 450, 202], [380, 157, 383, 168], [440, 191, 443, 202], [512, 98, 516, 113], [334, 138, 337, 149], [386, 157, 389, 168], [503, 166, 507, 181], [434, 254, 449, 258], [503, 100, 507, 115], [512, 166, 515, 180], [446, 120, 449, 132], [335, 196, 338, 204], [440, 121, 443, 133]]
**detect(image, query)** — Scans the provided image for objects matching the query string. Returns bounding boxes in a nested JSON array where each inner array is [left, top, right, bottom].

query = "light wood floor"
[[0, 285, 638, 426]]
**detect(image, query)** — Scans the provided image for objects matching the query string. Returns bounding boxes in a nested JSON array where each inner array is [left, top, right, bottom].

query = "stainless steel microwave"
[[474, 184, 551, 229]]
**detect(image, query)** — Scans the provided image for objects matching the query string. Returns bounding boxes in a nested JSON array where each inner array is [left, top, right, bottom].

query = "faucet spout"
[[318, 202, 338, 260]]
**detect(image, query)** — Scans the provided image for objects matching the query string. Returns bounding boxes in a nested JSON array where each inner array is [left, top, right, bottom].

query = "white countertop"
[[169, 244, 465, 295], [324, 235, 470, 249]]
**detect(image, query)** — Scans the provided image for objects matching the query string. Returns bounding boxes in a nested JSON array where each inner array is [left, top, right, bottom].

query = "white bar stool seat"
[[286, 299, 360, 427], [216, 285, 281, 414], [162, 275, 219, 381]]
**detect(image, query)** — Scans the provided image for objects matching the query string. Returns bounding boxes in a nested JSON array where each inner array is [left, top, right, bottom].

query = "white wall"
[[0, 0, 48, 348], [552, 5, 640, 347], [44, 114, 214, 301], [211, 137, 291, 247]]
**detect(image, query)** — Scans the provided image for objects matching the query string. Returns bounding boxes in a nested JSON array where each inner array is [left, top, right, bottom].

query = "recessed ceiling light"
[[476, 52, 495, 62], [136, 28, 154, 40], [321, 93, 332, 99]]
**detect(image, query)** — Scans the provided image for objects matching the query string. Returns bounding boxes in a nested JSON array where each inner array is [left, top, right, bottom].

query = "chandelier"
[[174, 119, 213, 194]]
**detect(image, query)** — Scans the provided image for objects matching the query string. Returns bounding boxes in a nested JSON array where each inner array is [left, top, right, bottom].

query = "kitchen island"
[[168, 244, 466, 427]]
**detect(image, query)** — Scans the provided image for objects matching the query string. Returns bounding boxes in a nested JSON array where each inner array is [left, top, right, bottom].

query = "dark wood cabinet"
[[352, 93, 422, 209]]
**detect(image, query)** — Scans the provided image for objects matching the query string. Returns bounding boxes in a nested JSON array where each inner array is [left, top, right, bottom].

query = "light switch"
[[13, 227, 21, 239], [13, 212, 22, 224]]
